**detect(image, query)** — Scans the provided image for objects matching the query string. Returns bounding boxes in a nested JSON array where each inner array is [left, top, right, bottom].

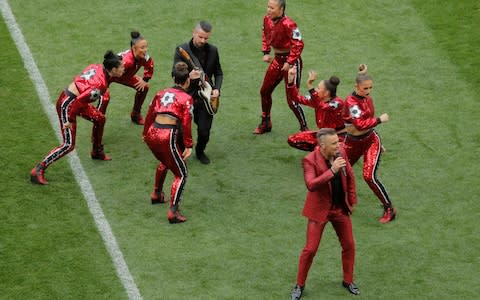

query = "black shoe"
[[196, 152, 210, 164], [342, 281, 360, 295], [291, 285, 304, 300]]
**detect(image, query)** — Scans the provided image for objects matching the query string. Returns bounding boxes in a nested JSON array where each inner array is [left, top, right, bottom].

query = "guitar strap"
[[181, 44, 216, 115], [183, 43, 204, 73], [185, 43, 216, 88]]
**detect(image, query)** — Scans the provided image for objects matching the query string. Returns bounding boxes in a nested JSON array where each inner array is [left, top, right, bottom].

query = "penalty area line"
[[0, 1, 142, 299]]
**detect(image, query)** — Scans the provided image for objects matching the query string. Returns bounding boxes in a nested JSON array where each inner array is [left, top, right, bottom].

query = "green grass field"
[[1, 0, 479, 299]]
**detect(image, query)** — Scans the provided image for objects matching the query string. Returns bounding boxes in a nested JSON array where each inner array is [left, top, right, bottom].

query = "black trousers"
[[193, 100, 213, 154]]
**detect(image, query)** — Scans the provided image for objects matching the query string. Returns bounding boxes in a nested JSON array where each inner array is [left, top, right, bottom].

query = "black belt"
[[64, 89, 77, 99], [346, 129, 374, 140], [154, 122, 177, 129]]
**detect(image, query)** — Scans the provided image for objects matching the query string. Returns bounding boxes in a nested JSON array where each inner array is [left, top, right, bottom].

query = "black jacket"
[[173, 39, 223, 96]]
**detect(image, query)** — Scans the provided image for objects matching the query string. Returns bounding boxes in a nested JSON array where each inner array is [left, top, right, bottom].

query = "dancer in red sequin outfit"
[[343, 64, 396, 224]]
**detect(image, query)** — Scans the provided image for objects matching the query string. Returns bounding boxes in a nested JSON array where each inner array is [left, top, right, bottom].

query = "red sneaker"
[[167, 209, 187, 224], [91, 145, 112, 161], [253, 115, 272, 134], [379, 206, 397, 224], [30, 164, 48, 185], [150, 191, 166, 204], [130, 112, 145, 125]]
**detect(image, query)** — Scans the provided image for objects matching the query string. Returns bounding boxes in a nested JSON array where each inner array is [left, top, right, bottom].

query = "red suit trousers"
[[296, 206, 355, 286]]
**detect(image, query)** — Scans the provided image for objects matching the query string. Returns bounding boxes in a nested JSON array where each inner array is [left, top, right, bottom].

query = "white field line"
[[0, 1, 142, 299]]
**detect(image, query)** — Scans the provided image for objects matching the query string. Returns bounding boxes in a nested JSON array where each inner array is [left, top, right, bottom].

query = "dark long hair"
[[103, 50, 122, 71], [323, 76, 340, 98]]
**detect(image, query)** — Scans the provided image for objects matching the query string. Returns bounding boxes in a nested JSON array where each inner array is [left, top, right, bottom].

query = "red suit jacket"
[[302, 147, 357, 222]]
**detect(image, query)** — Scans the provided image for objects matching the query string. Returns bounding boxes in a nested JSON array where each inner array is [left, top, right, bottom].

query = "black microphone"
[[335, 151, 346, 176]]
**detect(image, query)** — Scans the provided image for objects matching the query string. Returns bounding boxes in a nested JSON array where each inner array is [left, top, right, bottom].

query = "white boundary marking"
[[0, 1, 142, 299]]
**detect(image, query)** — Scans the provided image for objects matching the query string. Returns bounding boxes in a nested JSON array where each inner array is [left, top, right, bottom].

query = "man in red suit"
[[291, 128, 360, 299]]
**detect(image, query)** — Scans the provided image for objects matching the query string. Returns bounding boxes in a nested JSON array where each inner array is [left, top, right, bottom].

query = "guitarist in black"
[[173, 21, 223, 165]]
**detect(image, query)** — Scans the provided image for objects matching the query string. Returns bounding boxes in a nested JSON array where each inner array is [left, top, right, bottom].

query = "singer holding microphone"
[[290, 128, 360, 299]]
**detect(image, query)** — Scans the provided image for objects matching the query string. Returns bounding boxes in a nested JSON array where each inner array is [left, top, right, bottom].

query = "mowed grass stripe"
[[336, 2, 480, 299], [1, 1, 139, 299], [0, 18, 127, 300]]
